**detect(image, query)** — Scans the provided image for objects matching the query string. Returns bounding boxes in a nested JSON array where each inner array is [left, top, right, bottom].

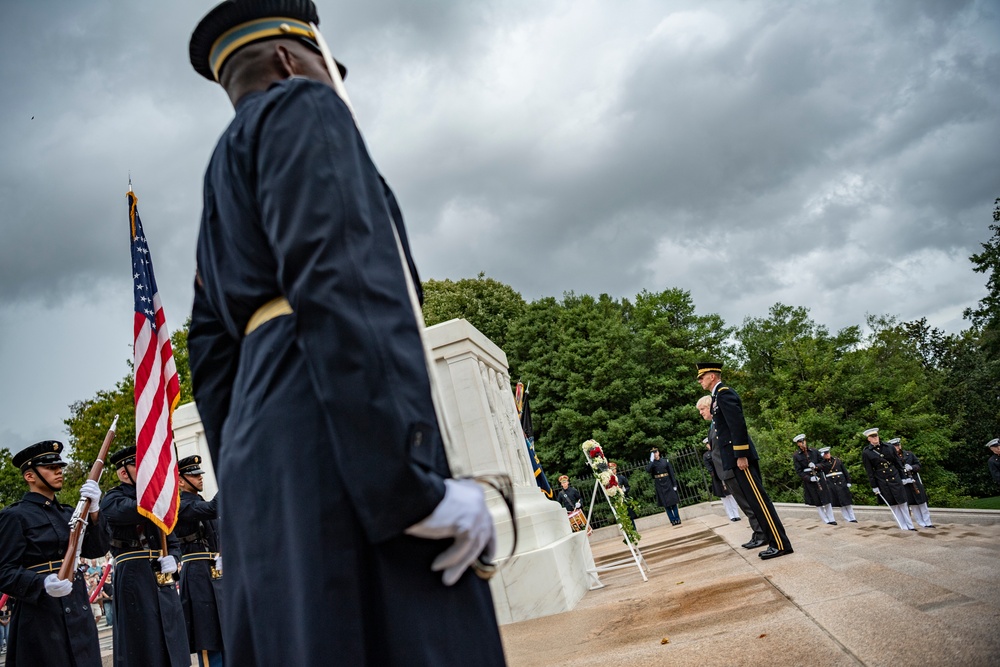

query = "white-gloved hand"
[[405, 479, 495, 586], [574, 501, 581, 509], [157, 555, 178, 574], [872, 488, 880, 494], [904, 464, 912, 471], [808, 462, 816, 469], [649, 453, 655, 462], [214, 555, 222, 574], [902, 478, 914, 485], [847, 483, 852, 488], [809, 476, 819, 482], [44, 573, 73, 598], [80, 480, 102, 507], [673, 487, 677, 491]]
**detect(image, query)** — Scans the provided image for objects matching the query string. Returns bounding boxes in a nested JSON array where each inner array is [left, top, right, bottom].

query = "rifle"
[[58, 415, 118, 581]]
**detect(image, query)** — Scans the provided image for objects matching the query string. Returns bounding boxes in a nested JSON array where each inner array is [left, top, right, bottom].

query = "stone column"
[[425, 319, 597, 624]]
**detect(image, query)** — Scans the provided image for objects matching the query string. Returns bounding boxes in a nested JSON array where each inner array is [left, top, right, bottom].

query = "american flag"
[[129, 189, 180, 534]]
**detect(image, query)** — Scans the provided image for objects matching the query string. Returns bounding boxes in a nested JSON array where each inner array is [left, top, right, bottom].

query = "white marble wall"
[[172, 402, 217, 498]]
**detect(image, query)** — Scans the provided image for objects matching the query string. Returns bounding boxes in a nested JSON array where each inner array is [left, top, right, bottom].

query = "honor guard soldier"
[[176, 455, 224, 667], [888, 438, 934, 528], [987, 438, 1000, 488], [186, 1, 504, 664], [0, 441, 107, 667], [861, 429, 914, 531], [555, 475, 583, 513], [698, 362, 793, 559], [647, 447, 682, 525], [817, 447, 857, 522], [792, 434, 836, 524], [100, 446, 189, 667]]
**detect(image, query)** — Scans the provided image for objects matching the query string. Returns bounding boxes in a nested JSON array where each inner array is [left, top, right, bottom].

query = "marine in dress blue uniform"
[[817, 447, 857, 522], [100, 446, 189, 667], [698, 362, 793, 559], [0, 441, 108, 667], [175, 456, 223, 667], [186, 2, 504, 664], [988, 439, 1000, 488], [861, 428, 914, 530], [888, 438, 934, 528], [791, 434, 835, 524]]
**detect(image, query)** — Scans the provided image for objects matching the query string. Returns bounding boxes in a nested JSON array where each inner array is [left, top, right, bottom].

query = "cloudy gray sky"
[[1, 0, 997, 450]]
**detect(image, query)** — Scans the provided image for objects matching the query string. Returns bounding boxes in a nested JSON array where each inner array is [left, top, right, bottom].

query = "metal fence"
[[569, 446, 712, 529]]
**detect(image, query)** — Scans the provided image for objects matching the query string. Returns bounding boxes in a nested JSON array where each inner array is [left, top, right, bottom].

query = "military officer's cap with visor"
[[12, 440, 67, 472], [696, 362, 723, 378], [178, 455, 206, 475], [792, 433, 806, 443], [189, 0, 347, 82], [109, 446, 137, 469], [987, 438, 999, 448], [862, 428, 879, 438]]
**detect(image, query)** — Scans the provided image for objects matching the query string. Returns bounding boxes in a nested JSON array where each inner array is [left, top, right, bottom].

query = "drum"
[[567, 509, 588, 532]]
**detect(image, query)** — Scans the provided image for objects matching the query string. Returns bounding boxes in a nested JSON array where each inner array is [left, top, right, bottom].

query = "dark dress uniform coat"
[[861, 442, 907, 505], [176, 491, 222, 654], [894, 449, 928, 506], [101, 483, 189, 667], [646, 457, 680, 507], [990, 453, 1000, 487], [555, 485, 583, 512], [793, 447, 831, 506], [0, 492, 108, 667], [818, 456, 854, 507], [188, 77, 503, 666]]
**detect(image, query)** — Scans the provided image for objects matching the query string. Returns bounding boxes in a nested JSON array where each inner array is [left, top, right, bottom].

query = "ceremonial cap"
[[558, 475, 569, 482], [12, 441, 67, 472], [178, 455, 206, 475], [862, 428, 879, 438], [818, 447, 831, 454], [190, 0, 346, 82], [608, 461, 617, 468], [696, 362, 723, 378], [987, 438, 999, 448], [650, 447, 659, 453], [887, 437, 901, 446], [792, 433, 806, 443], [109, 446, 137, 469], [702, 437, 709, 445]]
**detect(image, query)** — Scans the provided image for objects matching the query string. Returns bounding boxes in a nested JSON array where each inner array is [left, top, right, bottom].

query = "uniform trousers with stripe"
[[731, 460, 792, 552]]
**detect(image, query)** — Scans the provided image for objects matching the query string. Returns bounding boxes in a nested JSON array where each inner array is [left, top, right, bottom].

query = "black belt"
[[115, 549, 162, 564], [180, 551, 217, 563]]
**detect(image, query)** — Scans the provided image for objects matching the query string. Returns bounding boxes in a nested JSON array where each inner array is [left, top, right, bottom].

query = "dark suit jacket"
[[711, 384, 759, 472]]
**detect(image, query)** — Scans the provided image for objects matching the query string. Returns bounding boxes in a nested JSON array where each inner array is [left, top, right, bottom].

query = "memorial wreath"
[[581, 439, 641, 544]]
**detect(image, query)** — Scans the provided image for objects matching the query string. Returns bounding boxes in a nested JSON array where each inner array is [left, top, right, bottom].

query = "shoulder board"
[[718, 386, 730, 392]]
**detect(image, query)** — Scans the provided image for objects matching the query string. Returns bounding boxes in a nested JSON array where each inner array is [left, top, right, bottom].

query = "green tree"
[[0, 448, 27, 507], [965, 198, 1000, 355], [422, 273, 526, 350]]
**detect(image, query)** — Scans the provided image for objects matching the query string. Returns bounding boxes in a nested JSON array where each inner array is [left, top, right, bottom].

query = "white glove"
[[214, 555, 222, 573], [809, 476, 819, 482], [157, 555, 178, 574], [808, 462, 816, 470], [847, 483, 852, 488], [405, 479, 496, 586], [872, 488, 880, 495], [574, 501, 581, 509], [44, 573, 73, 598], [904, 464, 912, 472], [80, 480, 102, 507], [902, 478, 914, 485], [650, 453, 655, 462], [673, 487, 677, 491]]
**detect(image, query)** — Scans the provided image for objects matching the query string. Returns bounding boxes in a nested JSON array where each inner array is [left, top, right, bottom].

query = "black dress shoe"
[[848, 520, 858, 523], [758, 547, 793, 560], [730, 517, 741, 521], [826, 521, 838, 525], [741, 539, 767, 549]]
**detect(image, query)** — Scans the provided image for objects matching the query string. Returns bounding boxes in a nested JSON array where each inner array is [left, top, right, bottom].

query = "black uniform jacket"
[[646, 458, 680, 507], [711, 384, 758, 471], [101, 483, 188, 667], [188, 77, 503, 666], [556, 486, 583, 512], [861, 442, 907, 505], [177, 490, 222, 653], [894, 449, 927, 505], [0, 492, 108, 667], [793, 447, 830, 506], [819, 457, 854, 507]]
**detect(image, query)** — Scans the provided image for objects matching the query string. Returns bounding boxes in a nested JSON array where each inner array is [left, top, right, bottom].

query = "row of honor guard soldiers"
[[0, 441, 223, 667]]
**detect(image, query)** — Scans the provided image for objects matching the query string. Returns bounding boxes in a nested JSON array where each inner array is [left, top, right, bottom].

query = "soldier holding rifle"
[[0, 440, 107, 667], [792, 434, 836, 525], [861, 428, 914, 531], [101, 446, 188, 667]]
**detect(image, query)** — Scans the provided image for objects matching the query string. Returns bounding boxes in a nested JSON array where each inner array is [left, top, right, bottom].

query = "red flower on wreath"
[[605, 474, 619, 489], [588, 445, 604, 458]]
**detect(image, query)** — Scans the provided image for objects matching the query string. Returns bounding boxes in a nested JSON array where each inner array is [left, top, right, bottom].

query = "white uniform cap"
[[987, 438, 999, 448], [792, 433, 806, 443], [818, 447, 831, 454], [862, 428, 879, 438]]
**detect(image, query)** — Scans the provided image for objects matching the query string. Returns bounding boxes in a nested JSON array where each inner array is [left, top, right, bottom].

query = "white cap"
[[862, 428, 879, 438], [818, 447, 831, 454], [887, 437, 901, 446], [792, 433, 806, 443], [702, 437, 709, 444], [987, 438, 999, 448]]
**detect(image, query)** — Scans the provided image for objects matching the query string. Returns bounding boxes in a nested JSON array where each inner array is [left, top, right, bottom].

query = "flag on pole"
[[515, 382, 553, 499], [129, 189, 181, 534]]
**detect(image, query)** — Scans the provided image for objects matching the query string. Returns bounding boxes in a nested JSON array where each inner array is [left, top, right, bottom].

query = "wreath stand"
[[583, 454, 649, 583]]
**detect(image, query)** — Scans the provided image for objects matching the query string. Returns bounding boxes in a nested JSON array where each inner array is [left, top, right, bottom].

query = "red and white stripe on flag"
[[130, 190, 181, 534]]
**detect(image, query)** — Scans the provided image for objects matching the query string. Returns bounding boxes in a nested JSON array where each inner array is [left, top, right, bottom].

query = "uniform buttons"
[[65, 607, 71, 613]]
